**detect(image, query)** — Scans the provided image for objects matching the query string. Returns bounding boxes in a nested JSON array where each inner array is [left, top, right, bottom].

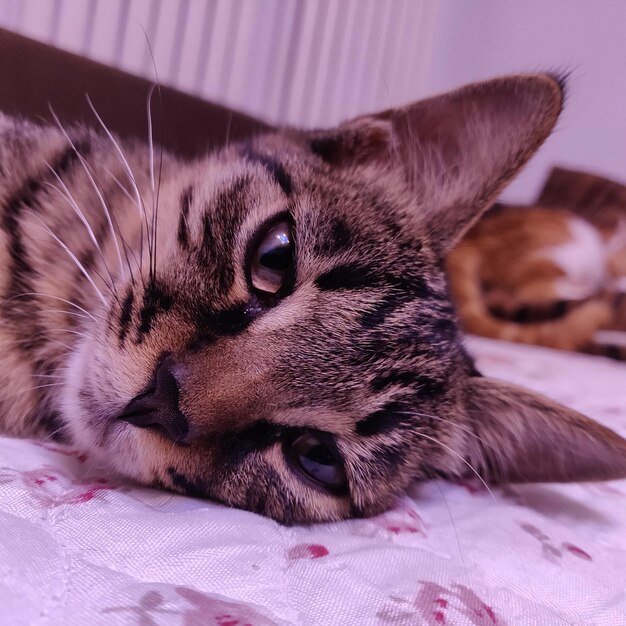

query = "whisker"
[[224, 111, 233, 149], [397, 409, 485, 443], [29, 382, 64, 390], [2, 386, 68, 423], [36, 307, 90, 320], [100, 165, 145, 285], [3, 382, 64, 401], [146, 83, 158, 281], [48, 106, 125, 285], [85, 95, 152, 277], [435, 481, 465, 566], [146, 84, 156, 194], [5, 292, 100, 322], [43, 176, 118, 291], [109, 212, 137, 288], [141, 29, 164, 283], [24, 211, 108, 307], [34, 327, 92, 341], [153, 106, 164, 284], [41, 424, 70, 443], [66, 158, 139, 289], [36, 236, 118, 301], [415, 431, 496, 502], [45, 338, 74, 351], [101, 163, 137, 204]]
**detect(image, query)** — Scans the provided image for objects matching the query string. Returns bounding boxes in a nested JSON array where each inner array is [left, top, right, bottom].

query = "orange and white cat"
[[447, 205, 626, 351]]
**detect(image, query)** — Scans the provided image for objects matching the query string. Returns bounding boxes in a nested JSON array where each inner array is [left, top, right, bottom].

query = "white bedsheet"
[[1, 337, 625, 625]]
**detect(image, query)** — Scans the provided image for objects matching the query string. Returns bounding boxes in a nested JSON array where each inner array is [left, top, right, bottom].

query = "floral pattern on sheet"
[[1, 336, 626, 625], [101, 587, 280, 626], [19, 463, 118, 507], [378, 582, 504, 625], [518, 522, 593, 563]]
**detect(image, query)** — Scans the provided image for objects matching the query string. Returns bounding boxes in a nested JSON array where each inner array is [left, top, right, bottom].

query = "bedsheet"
[[1, 336, 625, 626]]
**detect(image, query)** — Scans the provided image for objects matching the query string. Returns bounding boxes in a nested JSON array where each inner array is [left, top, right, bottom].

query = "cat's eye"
[[249, 219, 295, 297], [286, 431, 347, 493]]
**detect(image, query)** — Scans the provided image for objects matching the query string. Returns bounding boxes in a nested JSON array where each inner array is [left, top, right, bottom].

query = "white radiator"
[[0, 0, 437, 127]]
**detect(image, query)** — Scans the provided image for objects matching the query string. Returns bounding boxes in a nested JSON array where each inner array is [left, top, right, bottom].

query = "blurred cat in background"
[[448, 203, 626, 352]]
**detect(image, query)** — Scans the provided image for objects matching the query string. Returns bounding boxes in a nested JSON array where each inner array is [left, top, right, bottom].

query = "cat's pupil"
[[249, 219, 294, 296], [259, 246, 290, 271], [303, 442, 334, 466], [289, 432, 347, 491]]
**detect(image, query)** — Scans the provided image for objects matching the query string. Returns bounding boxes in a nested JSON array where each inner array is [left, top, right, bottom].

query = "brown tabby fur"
[[1, 74, 626, 524]]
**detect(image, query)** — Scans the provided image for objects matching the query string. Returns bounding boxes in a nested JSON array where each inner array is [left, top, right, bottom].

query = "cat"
[[1, 74, 626, 525], [447, 204, 626, 351]]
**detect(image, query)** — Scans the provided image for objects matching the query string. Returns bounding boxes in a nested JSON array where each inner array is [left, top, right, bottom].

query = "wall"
[[1, 0, 624, 203], [423, 1, 626, 202], [0, 0, 436, 127]]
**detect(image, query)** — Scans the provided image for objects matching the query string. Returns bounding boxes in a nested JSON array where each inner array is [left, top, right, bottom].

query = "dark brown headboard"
[[0, 28, 269, 158]]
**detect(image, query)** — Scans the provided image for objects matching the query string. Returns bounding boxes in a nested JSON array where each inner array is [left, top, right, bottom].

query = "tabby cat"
[[2, 74, 626, 524]]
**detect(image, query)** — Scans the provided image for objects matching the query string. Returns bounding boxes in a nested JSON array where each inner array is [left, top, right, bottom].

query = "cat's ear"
[[462, 376, 626, 484], [308, 74, 564, 253]]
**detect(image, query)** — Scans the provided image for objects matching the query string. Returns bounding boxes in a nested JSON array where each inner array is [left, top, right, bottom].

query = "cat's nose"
[[118, 355, 189, 443]]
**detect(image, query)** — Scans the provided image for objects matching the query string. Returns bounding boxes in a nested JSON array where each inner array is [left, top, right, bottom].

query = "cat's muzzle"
[[117, 355, 190, 444]]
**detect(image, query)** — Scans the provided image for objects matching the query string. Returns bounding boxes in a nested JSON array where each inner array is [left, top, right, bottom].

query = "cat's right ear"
[[307, 74, 564, 253], [461, 376, 626, 484]]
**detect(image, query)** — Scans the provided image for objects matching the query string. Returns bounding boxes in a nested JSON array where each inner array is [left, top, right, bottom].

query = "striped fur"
[[1, 75, 626, 524]]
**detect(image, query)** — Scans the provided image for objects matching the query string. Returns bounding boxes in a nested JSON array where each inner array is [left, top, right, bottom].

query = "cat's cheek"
[[59, 347, 95, 450], [59, 340, 123, 459], [219, 445, 353, 524]]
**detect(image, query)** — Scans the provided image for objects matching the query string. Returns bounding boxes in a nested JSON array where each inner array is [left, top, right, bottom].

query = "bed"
[[2, 336, 626, 625]]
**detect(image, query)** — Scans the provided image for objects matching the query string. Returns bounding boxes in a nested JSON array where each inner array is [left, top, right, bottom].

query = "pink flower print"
[[562, 543, 592, 561], [452, 477, 489, 496], [519, 522, 592, 562], [31, 441, 88, 462], [375, 503, 427, 536], [520, 523, 562, 563], [175, 587, 277, 626], [103, 588, 278, 626], [414, 582, 503, 626], [65, 481, 109, 504], [287, 543, 329, 560], [216, 616, 248, 626], [378, 584, 503, 625], [452, 586, 498, 625], [433, 597, 447, 623], [103, 590, 176, 626], [21, 465, 115, 507]]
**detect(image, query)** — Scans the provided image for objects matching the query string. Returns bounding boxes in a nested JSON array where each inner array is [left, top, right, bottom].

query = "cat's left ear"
[[308, 74, 564, 253], [461, 376, 626, 484]]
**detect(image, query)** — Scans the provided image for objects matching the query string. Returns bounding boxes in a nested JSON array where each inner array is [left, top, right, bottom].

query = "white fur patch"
[[594, 330, 626, 347], [549, 217, 606, 300], [611, 276, 626, 293]]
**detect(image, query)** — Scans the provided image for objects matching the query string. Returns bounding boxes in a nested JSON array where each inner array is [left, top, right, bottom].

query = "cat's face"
[[63, 75, 626, 523]]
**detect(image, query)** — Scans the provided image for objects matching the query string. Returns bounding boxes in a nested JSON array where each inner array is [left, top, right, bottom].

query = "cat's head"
[[64, 74, 626, 523]]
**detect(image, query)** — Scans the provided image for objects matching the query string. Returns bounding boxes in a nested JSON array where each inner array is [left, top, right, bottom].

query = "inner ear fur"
[[308, 74, 565, 253], [463, 376, 626, 484]]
